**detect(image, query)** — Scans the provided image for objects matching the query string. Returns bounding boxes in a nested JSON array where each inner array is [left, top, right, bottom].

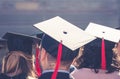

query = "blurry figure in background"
[[33, 16, 95, 79], [0, 38, 7, 73], [71, 23, 120, 79], [0, 32, 40, 79]]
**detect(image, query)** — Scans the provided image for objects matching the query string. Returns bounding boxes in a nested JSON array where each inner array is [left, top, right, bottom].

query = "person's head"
[[83, 22, 120, 73], [2, 32, 40, 77], [39, 34, 79, 70], [76, 38, 116, 73], [2, 51, 36, 77]]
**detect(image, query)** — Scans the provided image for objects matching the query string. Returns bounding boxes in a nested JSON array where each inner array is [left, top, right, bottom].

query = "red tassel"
[[35, 44, 41, 77], [51, 42, 62, 79], [101, 38, 106, 70]]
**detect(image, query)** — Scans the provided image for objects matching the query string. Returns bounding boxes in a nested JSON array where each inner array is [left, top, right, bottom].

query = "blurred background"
[[0, 0, 120, 37], [0, 0, 120, 69]]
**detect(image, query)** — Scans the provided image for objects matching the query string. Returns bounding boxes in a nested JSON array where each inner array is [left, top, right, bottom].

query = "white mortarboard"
[[85, 22, 120, 70], [85, 22, 120, 43], [34, 16, 96, 51]]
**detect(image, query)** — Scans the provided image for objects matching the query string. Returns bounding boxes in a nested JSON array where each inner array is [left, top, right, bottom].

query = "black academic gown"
[[0, 73, 27, 79], [39, 70, 71, 79]]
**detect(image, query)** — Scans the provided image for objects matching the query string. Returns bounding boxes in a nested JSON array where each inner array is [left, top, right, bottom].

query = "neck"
[[42, 63, 69, 71]]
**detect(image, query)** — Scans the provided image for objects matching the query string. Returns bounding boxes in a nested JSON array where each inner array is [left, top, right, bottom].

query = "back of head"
[[2, 51, 36, 77], [78, 38, 116, 73]]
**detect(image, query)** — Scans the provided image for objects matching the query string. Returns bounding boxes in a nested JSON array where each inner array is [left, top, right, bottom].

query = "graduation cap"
[[85, 22, 120, 43], [83, 38, 115, 71], [85, 22, 120, 70], [2, 32, 40, 55], [34, 16, 96, 51], [34, 16, 96, 79]]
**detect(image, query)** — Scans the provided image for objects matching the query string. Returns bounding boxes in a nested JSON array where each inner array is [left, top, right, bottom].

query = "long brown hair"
[[2, 51, 36, 78]]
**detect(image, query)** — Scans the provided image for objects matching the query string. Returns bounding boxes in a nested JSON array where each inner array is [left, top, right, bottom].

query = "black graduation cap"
[[85, 22, 118, 70], [2, 32, 40, 55]]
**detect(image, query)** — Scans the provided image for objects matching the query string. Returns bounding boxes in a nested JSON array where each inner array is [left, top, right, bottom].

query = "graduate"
[[0, 32, 40, 79], [71, 23, 120, 79], [33, 16, 95, 79]]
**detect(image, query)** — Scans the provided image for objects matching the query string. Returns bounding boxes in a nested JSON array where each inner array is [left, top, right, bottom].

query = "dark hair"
[[77, 38, 116, 73]]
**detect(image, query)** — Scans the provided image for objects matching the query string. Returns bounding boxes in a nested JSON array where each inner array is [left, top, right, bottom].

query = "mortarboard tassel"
[[51, 41, 62, 79], [35, 44, 41, 77], [101, 38, 106, 70]]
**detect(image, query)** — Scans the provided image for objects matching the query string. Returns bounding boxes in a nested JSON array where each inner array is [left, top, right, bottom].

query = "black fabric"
[[69, 65, 76, 73], [3, 32, 40, 55], [80, 38, 115, 70], [41, 34, 79, 61], [36, 33, 44, 39], [0, 73, 27, 79], [7, 37, 33, 55], [39, 72, 70, 79], [36, 33, 44, 45]]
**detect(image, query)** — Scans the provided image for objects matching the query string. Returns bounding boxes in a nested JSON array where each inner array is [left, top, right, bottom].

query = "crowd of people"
[[0, 16, 120, 79]]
